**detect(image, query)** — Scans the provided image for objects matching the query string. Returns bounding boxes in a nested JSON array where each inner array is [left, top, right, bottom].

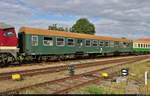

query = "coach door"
[[77, 39, 83, 51], [31, 35, 39, 54], [99, 40, 104, 53], [77, 39, 83, 48]]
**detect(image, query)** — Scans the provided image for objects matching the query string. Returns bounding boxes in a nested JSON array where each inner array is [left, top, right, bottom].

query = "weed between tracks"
[[1, 57, 150, 94], [78, 84, 116, 94], [72, 62, 150, 94]]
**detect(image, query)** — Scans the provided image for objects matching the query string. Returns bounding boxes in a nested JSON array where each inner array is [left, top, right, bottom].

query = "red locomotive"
[[0, 22, 18, 66]]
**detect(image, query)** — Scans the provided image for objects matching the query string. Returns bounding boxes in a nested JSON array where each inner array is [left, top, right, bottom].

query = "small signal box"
[[121, 68, 129, 76], [12, 74, 22, 80]]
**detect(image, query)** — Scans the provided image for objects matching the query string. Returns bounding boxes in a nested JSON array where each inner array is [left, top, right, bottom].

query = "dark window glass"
[[146, 44, 148, 48], [138, 44, 140, 48], [100, 41, 103, 47], [93, 40, 98, 46], [141, 44, 143, 48], [57, 38, 64, 46], [3, 31, 15, 37], [68, 38, 74, 46], [32, 36, 38, 46], [105, 41, 109, 47], [86, 40, 91, 46], [43, 37, 53, 46]]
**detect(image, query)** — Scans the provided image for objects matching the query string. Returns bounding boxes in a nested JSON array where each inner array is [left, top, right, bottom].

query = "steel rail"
[[0, 55, 148, 81], [0, 56, 148, 94]]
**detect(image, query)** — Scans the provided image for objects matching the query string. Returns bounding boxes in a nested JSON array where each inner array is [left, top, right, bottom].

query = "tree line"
[[48, 18, 96, 35], [48, 18, 127, 39]]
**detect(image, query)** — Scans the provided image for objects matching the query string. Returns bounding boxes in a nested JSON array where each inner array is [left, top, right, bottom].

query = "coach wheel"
[[0, 54, 8, 67]]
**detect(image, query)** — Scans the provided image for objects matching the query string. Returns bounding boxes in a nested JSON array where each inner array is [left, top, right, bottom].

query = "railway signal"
[[121, 68, 129, 76], [68, 65, 75, 76]]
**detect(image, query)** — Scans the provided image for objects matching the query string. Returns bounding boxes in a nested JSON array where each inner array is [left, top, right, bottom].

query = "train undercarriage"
[[0, 51, 150, 67]]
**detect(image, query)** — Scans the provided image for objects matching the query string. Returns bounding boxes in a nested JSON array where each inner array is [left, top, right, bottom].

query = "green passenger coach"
[[18, 27, 133, 60]]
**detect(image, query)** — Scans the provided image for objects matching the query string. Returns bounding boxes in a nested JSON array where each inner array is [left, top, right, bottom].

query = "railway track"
[[0, 55, 149, 94], [0, 55, 149, 81]]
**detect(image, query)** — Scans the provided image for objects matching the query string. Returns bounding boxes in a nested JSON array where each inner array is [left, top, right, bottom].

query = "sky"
[[1, 0, 150, 40]]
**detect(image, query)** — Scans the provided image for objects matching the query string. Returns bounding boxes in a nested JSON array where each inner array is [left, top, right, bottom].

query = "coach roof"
[[19, 27, 131, 42], [133, 40, 150, 43], [0, 22, 14, 29]]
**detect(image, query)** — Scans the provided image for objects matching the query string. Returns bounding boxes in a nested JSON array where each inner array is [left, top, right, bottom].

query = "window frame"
[[105, 41, 109, 47], [92, 40, 98, 47], [43, 37, 53, 46], [3, 31, 15, 37], [110, 41, 114, 47], [141, 44, 143, 48], [56, 37, 65, 46], [85, 39, 91, 47], [138, 44, 140, 48], [99, 41, 104, 47], [67, 38, 75, 47], [32, 36, 38, 46]]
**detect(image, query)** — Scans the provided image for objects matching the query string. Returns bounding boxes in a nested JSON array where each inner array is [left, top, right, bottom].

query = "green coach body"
[[18, 27, 133, 56]]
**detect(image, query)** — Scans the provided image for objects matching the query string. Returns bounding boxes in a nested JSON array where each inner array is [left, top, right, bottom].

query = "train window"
[[85, 40, 91, 47], [43, 37, 53, 46], [126, 43, 130, 47], [147, 44, 148, 48], [105, 41, 109, 47], [32, 36, 38, 46], [93, 40, 98, 47], [134, 44, 137, 48], [144, 44, 146, 48], [3, 31, 15, 37], [138, 44, 140, 48], [122, 42, 127, 48], [68, 38, 74, 46], [110, 41, 114, 47], [56, 38, 65, 46], [120, 42, 123, 47], [114, 41, 119, 47], [99, 41, 104, 47], [146, 44, 148, 48]]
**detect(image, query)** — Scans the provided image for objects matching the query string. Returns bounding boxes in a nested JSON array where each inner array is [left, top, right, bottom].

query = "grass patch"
[[81, 84, 115, 94], [21, 89, 37, 94], [127, 62, 150, 80]]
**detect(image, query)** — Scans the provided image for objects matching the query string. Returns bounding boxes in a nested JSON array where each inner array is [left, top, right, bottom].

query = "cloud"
[[0, 0, 35, 21], [1, 0, 150, 40], [10, 19, 74, 34]]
